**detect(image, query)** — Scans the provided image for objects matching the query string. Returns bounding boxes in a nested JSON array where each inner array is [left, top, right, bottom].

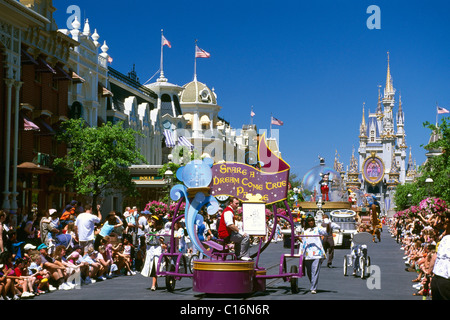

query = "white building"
[[355, 53, 417, 214]]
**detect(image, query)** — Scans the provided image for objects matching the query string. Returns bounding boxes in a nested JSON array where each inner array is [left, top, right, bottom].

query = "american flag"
[[195, 45, 210, 58], [162, 35, 171, 48], [271, 116, 283, 126], [437, 106, 449, 114]]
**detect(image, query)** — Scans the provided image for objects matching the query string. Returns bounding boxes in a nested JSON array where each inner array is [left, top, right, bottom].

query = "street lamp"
[[164, 154, 174, 213], [407, 193, 412, 207], [425, 177, 433, 197], [293, 187, 299, 206]]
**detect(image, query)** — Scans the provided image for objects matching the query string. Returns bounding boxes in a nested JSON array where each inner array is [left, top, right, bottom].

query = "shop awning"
[[36, 57, 56, 74], [17, 162, 53, 174], [71, 70, 85, 83], [54, 65, 72, 81], [177, 136, 194, 150], [98, 83, 113, 97], [21, 49, 38, 65], [163, 129, 175, 148], [20, 114, 40, 131], [33, 117, 56, 136]]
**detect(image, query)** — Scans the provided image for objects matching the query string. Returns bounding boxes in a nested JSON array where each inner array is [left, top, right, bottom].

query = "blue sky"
[[53, 0, 450, 180]]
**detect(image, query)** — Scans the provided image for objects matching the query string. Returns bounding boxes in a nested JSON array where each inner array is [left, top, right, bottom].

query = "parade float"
[[155, 133, 306, 295], [297, 156, 358, 247]]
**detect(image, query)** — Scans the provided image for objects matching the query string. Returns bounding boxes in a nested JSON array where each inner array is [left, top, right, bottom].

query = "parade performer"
[[218, 197, 251, 260], [321, 214, 341, 267], [319, 172, 331, 201], [141, 215, 166, 291], [370, 204, 381, 243], [300, 215, 328, 294]]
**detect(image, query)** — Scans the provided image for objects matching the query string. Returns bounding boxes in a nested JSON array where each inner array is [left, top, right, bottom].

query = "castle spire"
[[384, 52, 395, 99], [362, 102, 366, 127], [360, 102, 367, 137]]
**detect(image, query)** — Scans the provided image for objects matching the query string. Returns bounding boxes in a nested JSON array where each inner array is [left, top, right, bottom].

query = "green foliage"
[[394, 182, 425, 211], [53, 119, 147, 209], [421, 117, 450, 202], [395, 117, 450, 210]]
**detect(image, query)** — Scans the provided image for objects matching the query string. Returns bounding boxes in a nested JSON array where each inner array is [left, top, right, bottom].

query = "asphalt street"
[[33, 225, 424, 303]]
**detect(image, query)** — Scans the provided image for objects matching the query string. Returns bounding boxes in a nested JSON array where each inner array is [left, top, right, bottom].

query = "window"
[[161, 94, 173, 116]]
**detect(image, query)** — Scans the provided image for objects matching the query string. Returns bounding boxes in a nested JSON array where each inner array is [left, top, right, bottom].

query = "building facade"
[[1, 0, 77, 223]]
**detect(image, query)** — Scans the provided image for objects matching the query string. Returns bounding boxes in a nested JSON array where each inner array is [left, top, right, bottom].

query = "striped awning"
[[24, 117, 40, 131], [36, 57, 56, 74], [177, 136, 194, 150], [163, 129, 175, 148]]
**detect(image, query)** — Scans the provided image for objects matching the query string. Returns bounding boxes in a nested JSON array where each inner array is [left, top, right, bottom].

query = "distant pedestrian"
[[321, 214, 341, 267]]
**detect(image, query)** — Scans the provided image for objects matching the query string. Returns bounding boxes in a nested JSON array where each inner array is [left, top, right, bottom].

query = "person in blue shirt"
[[94, 212, 123, 250]]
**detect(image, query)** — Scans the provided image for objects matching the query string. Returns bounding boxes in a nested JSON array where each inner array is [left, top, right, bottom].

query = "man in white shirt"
[[430, 215, 450, 300], [75, 204, 101, 253], [137, 210, 149, 246]]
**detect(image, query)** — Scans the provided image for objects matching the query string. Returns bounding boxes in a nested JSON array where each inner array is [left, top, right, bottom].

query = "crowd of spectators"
[[3, 196, 447, 300], [0, 200, 226, 300], [388, 204, 450, 299]]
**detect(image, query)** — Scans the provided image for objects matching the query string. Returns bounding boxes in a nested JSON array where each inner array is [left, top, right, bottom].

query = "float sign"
[[210, 162, 289, 204]]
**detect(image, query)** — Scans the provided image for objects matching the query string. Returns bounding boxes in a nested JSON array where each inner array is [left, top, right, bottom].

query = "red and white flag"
[[195, 45, 210, 58], [271, 116, 283, 126], [107, 56, 113, 64], [437, 106, 449, 114], [162, 35, 171, 48], [251, 110, 255, 117]]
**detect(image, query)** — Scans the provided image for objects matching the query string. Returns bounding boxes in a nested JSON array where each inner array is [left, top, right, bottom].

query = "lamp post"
[[164, 154, 174, 215], [425, 177, 433, 197], [407, 193, 412, 208], [293, 187, 299, 207]]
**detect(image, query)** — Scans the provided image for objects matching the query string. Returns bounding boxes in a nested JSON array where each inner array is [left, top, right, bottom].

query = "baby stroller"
[[343, 232, 372, 279]]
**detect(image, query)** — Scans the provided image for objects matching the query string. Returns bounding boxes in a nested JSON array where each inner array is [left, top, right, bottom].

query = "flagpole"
[[160, 29, 164, 79], [194, 39, 198, 81], [436, 102, 438, 126], [270, 113, 273, 138]]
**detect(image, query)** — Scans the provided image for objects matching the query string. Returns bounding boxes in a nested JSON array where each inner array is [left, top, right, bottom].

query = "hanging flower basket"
[[419, 197, 448, 217], [145, 200, 168, 216]]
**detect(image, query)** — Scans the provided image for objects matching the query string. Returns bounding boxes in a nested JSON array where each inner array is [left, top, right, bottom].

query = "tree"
[[394, 181, 425, 211], [421, 117, 450, 202], [54, 119, 147, 211], [392, 117, 450, 211]]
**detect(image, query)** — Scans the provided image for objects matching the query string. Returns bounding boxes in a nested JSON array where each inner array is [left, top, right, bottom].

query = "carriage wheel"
[[164, 257, 176, 292], [189, 253, 200, 274], [359, 256, 366, 279], [343, 255, 348, 276], [290, 265, 300, 294], [179, 254, 189, 275]]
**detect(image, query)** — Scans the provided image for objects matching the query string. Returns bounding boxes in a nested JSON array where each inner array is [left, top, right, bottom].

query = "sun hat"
[[37, 243, 48, 250], [24, 244, 36, 250]]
